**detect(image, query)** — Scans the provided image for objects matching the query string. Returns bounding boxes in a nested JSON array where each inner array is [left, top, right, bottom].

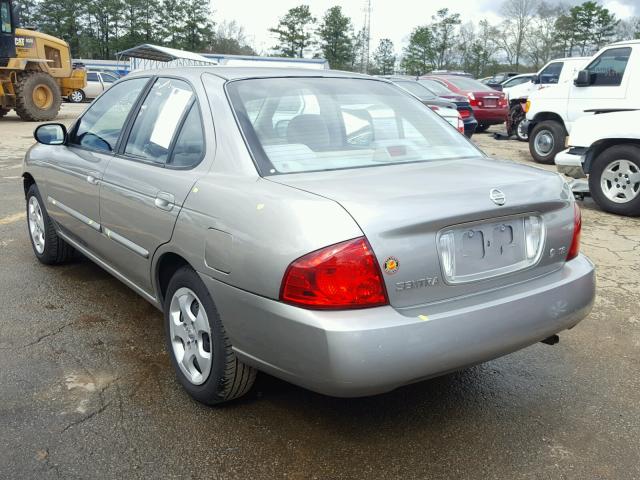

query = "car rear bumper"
[[202, 254, 595, 397], [463, 116, 478, 137], [473, 107, 508, 124]]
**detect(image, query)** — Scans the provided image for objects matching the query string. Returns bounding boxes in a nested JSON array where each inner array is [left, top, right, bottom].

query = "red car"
[[421, 75, 508, 133]]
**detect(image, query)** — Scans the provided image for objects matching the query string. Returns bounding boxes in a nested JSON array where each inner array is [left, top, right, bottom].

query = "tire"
[[164, 266, 257, 405], [0, 107, 9, 118], [514, 118, 528, 142], [68, 89, 85, 103], [475, 123, 490, 133], [26, 183, 75, 264], [529, 120, 566, 164], [589, 144, 640, 216], [14, 71, 62, 121]]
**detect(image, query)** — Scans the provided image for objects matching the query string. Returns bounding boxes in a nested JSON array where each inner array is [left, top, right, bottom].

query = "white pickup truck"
[[525, 39, 640, 164], [555, 110, 640, 216]]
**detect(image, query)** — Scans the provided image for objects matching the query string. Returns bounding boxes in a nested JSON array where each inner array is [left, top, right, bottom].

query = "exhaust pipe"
[[541, 334, 559, 345]]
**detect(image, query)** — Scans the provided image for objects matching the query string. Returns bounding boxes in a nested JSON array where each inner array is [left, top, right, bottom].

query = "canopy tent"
[[116, 44, 218, 71]]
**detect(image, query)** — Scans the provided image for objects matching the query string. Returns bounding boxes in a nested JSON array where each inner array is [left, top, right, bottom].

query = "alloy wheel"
[[28, 196, 45, 254], [600, 159, 640, 204]]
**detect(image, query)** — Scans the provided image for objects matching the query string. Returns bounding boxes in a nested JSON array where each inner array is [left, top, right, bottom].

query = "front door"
[[0, 0, 15, 65], [44, 77, 150, 246], [98, 77, 207, 291], [568, 46, 634, 123]]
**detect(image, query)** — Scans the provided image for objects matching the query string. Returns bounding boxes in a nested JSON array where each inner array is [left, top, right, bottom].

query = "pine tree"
[[269, 5, 316, 58], [317, 6, 353, 70]]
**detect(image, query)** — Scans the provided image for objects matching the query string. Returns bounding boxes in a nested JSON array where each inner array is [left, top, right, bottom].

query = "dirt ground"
[[0, 105, 639, 479]]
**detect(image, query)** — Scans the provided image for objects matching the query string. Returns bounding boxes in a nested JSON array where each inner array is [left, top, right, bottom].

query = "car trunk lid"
[[268, 158, 575, 309]]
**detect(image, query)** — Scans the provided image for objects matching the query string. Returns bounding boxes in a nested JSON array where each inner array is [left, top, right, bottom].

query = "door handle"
[[154, 192, 175, 211], [86, 173, 100, 185]]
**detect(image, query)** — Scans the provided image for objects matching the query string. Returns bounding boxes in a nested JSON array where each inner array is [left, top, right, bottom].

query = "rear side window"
[[168, 104, 205, 168], [124, 78, 195, 164], [539, 62, 563, 84], [70, 78, 149, 152], [585, 47, 631, 86], [87, 72, 99, 82]]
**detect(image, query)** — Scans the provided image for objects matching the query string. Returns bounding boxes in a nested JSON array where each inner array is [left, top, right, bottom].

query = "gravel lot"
[[1, 104, 639, 479]]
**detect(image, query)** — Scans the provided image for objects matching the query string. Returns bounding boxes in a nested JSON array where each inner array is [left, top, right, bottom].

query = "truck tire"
[[14, 71, 62, 121], [0, 107, 9, 118], [164, 266, 257, 405], [26, 183, 75, 264], [589, 144, 640, 216], [529, 120, 566, 164]]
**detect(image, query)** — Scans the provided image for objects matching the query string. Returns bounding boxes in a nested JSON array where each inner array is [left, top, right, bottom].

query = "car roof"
[[125, 66, 372, 82]]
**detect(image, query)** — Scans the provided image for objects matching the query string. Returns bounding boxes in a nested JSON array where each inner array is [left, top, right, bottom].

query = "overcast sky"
[[212, 0, 639, 54]]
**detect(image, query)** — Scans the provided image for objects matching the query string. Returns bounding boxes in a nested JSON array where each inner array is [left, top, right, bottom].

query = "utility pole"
[[362, 0, 371, 73]]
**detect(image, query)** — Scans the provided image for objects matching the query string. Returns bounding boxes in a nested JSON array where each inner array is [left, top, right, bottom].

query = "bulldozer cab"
[[0, 0, 16, 65]]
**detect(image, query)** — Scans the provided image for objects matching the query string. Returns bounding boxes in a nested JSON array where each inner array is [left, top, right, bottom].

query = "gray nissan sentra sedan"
[[22, 67, 595, 405]]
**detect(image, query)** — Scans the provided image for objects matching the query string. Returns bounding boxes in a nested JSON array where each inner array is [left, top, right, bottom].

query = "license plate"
[[484, 98, 498, 107]]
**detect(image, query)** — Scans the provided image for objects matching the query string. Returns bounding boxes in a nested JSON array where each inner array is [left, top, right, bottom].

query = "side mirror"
[[34, 123, 67, 145], [574, 70, 591, 87], [532, 74, 540, 85]]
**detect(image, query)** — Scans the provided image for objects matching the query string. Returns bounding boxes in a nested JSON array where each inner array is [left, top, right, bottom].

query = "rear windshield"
[[393, 80, 436, 100], [417, 79, 451, 96], [444, 76, 495, 92], [226, 77, 480, 175]]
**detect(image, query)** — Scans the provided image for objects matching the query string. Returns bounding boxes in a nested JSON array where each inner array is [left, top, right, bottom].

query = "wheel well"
[[585, 139, 640, 174], [22, 173, 35, 198], [156, 253, 191, 305], [528, 112, 566, 134]]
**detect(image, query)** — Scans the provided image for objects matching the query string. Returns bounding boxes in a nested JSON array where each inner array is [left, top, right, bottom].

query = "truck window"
[[539, 62, 563, 84], [1, 1, 11, 33], [585, 47, 631, 87]]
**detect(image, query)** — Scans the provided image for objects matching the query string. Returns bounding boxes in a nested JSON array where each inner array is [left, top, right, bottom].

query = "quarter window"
[[585, 47, 631, 86], [539, 62, 563, 84], [70, 78, 149, 152], [124, 78, 195, 164]]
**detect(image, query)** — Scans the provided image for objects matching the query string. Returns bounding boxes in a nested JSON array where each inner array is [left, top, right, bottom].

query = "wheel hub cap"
[[534, 130, 554, 156], [28, 196, 45, 254], [600, 159, 640, 204], [169, 287, 212, 385]]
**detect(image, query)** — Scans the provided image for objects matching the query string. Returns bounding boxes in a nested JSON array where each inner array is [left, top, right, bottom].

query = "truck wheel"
[[68, 89, 85, 103], [0, 107, 9, 118], [529, 120, 566, 164], [589, 145, 640, 216], [26, 183, 75, 264], [164, 266, 257, 405], [14, 72, 62, 121]]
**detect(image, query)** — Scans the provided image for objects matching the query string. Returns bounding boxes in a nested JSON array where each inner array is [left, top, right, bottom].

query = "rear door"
[[568, 46, 634, 123], [98, 77, 207, 291], [43, 77, 150, 247], [85, 72, 103, 98]]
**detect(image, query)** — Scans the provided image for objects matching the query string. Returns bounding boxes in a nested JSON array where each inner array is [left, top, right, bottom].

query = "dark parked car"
[[422, 75, 508, 133], [401, 78, 478, 137]]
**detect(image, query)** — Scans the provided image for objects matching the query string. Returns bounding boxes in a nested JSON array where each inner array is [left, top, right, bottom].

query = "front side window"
[[226, 77, 481, 175], [585, 47, 631, 86], [0, 1, 11, 33], [70, 78, 149, 152], [124, 77, 194, 164], [539, 62, 563, 84]]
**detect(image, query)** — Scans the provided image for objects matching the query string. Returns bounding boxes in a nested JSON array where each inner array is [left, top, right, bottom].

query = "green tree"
[[373, 38, 395, 75], [430, 8, 461, 69], [210, 20, 255, 55], [556, 1, 619, 56], [401, 26, 435, 76], [269, 4, 316, 58], [181, 0, 215, 51], [317, 6, 353, 70]]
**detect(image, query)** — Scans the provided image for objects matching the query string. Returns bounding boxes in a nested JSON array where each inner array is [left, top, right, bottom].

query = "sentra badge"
[[383, 256, 399, 274]]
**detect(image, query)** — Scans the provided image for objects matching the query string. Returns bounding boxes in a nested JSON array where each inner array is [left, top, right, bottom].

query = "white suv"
[[526, 40, 639, 164]]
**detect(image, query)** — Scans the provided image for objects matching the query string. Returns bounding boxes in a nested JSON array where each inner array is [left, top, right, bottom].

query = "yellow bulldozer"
[[0, 0, 86, 121]]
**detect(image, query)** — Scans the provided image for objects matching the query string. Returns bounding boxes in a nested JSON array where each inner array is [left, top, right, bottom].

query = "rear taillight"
[[280, 237, 388, 309], [567, 203, 581, 260], [428, 105, 440, 111], [459, 109, 470, 118], [467, 92, 477, 106], [457, 115, 464, 134]]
